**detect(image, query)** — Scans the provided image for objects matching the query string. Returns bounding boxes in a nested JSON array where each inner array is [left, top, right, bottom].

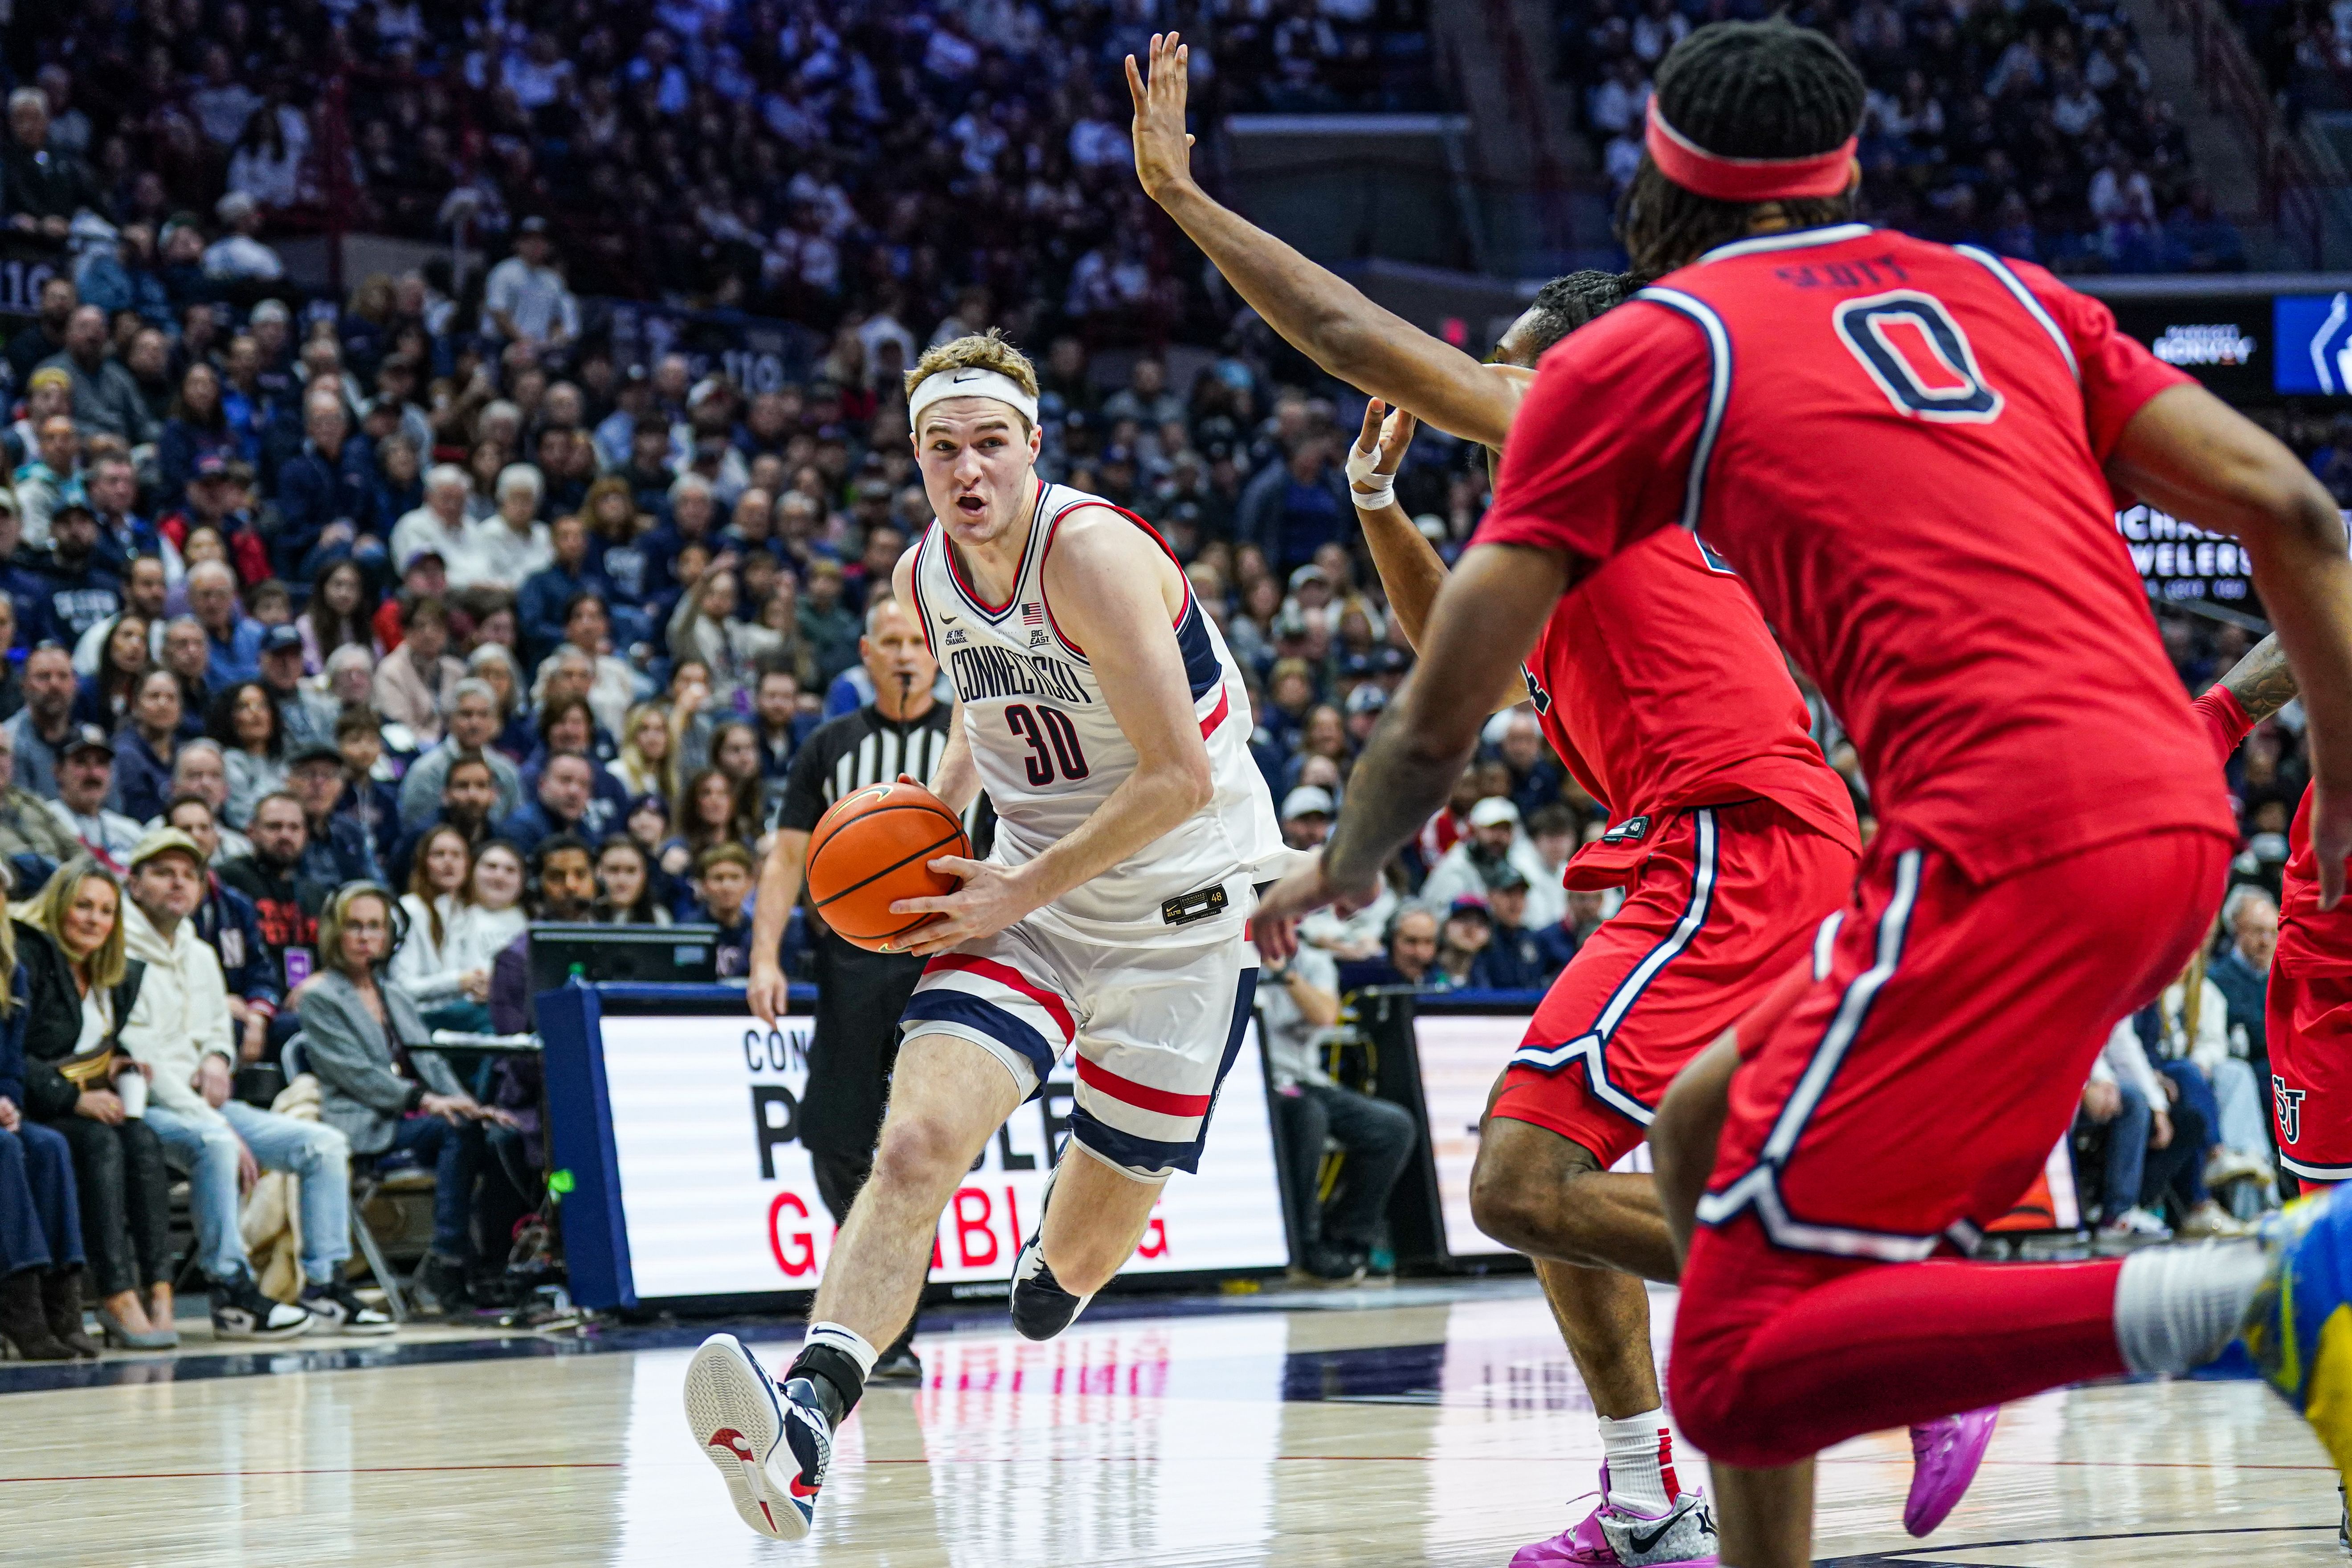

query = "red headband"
[[1643, 100, 1858, 203]]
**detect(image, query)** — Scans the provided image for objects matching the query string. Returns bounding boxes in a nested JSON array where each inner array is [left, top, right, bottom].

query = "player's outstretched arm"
[[2110, 382, 2352, 903], [891, 514, 1212, 955], [1257, 541, 1567, 940], [1348, 400, 1531, 716], [1127, 32, 1516, 449]]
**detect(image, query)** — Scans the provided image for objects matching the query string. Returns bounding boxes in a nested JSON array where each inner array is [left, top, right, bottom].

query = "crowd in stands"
[[6, 0, 1434, 341], [1554, 0, 2245, 272], [0, 0, 2315, 1324]]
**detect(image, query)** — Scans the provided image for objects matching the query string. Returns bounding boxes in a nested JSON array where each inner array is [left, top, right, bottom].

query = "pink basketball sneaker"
[[1509, 1464, 1718, 1568], [1903, 1407, 1997, 1537]]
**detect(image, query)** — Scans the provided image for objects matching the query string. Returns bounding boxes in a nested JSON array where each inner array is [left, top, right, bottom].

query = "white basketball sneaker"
[[684, 1334, 833, 1541]]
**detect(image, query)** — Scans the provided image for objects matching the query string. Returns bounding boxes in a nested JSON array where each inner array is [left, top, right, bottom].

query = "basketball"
[[804, 779, 971, 951]]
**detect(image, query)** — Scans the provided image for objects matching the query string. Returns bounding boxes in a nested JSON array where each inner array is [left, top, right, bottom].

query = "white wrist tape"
[[1345, 437, 1395, 512]]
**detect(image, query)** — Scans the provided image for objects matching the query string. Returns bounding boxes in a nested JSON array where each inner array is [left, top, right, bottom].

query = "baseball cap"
[[1446, 895, 1493, 923], [1468, 797, 1521, 829], [289, 740, 344, 768], [61, 724, 114, 760], [261, 625, 305, 656], [400, 544, 446, 574], [49, 499, 92, 524], [1344, 683, 1387, 716], [192, 452, 233, 480], [1287, 563, 1329, 591], [1482, 862, 1531, 894], [1281, 785, 1335, 821], [27, 367, 70, 393], [128, 826, 205, 871], [519, 215, 551, 235]]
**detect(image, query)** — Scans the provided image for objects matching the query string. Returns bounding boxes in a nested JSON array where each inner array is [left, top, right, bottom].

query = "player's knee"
[[870, 1112, 969, 1195], [1470, 1121, 1604, 1255]]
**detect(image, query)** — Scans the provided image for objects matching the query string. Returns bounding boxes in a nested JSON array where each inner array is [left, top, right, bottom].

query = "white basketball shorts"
[[897, 915, 1260, 1180]]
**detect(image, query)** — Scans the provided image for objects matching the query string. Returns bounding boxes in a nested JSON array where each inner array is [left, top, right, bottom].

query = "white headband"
[[908, 366, 1039, 431]]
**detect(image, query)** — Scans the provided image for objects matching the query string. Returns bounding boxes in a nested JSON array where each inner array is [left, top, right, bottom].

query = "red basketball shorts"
[[2268, 965, 2352, 1180], [1666, 830, 2223, 1468], [1489, 798, 1856, 1167], [1693, 827, 2230, 1261]]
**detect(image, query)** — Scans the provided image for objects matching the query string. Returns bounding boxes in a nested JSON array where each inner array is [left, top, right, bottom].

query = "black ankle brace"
[[786, 1341, 865, 1422]]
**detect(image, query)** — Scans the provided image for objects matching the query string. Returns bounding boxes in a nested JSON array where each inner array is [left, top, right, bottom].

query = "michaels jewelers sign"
[[2116, 503, 2254, 605]]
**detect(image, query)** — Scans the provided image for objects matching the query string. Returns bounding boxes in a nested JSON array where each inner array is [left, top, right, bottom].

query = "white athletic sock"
[[1599, 1409, 1678, 1513], [2112, 1240, 2268, 1375], [803, 1321, 880, 1381]]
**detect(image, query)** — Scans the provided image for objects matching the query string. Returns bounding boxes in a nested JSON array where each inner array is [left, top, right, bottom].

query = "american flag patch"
[[1022, 602, 1044, 627]]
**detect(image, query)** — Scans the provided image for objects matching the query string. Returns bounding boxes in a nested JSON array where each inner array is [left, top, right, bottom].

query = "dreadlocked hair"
[[1617, 20, 1867, 279], [1519, 271, 1642, 359]]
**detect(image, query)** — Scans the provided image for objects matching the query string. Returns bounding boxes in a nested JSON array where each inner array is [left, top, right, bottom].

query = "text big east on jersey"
[[908, 480, 1292, 937]]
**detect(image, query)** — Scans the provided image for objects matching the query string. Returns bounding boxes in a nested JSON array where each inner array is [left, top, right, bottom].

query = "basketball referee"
[[747, 594, 982, 1382]]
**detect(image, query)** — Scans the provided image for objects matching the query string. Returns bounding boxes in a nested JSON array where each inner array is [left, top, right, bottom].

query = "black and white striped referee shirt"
[[772, 702, 987, 846]]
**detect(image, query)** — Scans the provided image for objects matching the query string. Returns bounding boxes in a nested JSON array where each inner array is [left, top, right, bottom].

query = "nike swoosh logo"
[[1625, 1515, 1684, 1556], [940, 615, 958, 624], [952, 370, 983, 382]]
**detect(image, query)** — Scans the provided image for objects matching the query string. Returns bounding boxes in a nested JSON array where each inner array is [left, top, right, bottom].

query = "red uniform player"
[[2193, 644, 2352, 1185], [1259, 21, 2352, 1565], [1492, 529, 1856, 1170]]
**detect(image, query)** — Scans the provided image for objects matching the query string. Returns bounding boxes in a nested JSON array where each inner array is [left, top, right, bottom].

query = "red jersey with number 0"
[[1513, 528, 1859, 864], [1482, 223, 2235, 881]]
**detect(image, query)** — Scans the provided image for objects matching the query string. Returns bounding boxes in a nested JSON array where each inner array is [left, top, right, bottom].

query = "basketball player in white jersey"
[[684, 330, 1293, 1541]]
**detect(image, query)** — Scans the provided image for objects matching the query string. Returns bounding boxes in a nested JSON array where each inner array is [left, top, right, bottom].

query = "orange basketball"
[[804, 780, 971, 952]]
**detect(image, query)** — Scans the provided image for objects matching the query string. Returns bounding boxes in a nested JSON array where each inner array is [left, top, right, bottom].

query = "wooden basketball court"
[[3, 1279, 2339, 1566]]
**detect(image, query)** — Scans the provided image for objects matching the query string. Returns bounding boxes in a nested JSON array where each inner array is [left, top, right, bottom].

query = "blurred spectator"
[[1433, 899, 1491, 989], [692, 843, 757, 977], [2209, 901, 2274, 1104], [39, 308, 155, 446], [1260, 922, 1418, 1285], [286, 743, 382, 887], [375, 596, 464, 747], [497, 753, 594, 855], [5, 646, 79, 799], [0, 725, 80, 873], [481, 218, 579, 354], [164, 794, 275, 1065], [3, 88, 99, 242], [1339, 906, 1441, 992], [298, 883, 510, 1316], [1470, 871, 1552, 990], [45, 726, 140, 871], [1421, 797, 1555, 911], [187, 563, 264, 687], [110, 671, 184, 826], [397, 683, 524, 830]]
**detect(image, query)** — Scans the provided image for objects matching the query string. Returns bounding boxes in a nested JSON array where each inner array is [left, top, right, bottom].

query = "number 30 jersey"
[[909, 481, 1293, 939]]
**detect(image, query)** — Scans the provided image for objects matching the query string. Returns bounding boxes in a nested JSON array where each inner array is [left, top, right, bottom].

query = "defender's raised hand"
[[1126, 32, 1196, 201]]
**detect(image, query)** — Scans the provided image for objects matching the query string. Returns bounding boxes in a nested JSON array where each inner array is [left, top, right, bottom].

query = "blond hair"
[[903, 330, 1039, 420], [17, 858, 127, 993]]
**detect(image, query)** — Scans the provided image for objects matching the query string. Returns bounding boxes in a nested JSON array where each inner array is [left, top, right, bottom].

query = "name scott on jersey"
[[948, 644, 1090, 706]]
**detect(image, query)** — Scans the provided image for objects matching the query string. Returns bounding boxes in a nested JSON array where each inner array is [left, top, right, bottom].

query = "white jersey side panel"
[[911, 482, 1292, 938]]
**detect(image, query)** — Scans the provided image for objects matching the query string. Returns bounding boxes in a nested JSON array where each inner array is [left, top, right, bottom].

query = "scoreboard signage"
[[2274, 293, 2352, 396], [2105, 296, 2268, 400], [587, 1012, 1289, 1302]]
